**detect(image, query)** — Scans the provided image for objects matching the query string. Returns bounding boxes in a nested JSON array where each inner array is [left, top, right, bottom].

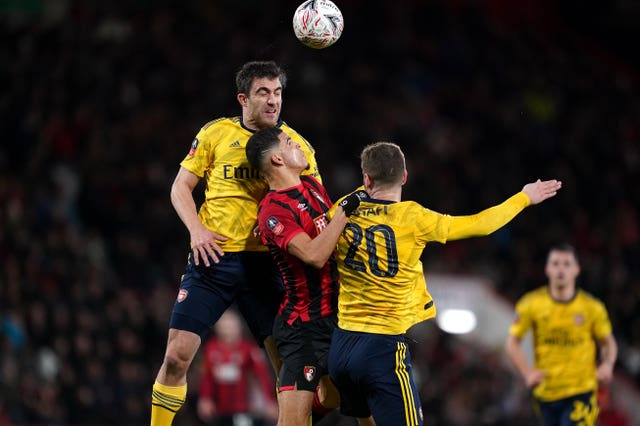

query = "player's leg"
[[151, 328, 200, 426], [263, 334, 282, 375], [155, 328, 201, 385], [535, 398, 560, 426], [315, 375, 340, 410], [151, 252, 238, 426], [308, 315, 340, 423], [277, 388, 315, 426], [331, 328, 423, 426], [238, 252, 285, 375], [272, 315, 332, 426], [367, 339, 423, 426], [328, 328, 373, 424], [562, 391, 598, 426]]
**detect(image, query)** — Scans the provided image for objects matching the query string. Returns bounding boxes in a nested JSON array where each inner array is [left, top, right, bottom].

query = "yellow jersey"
[[330, 192, 530, 334], [509, 286, 612, 401], [179, 117, 320, 252]]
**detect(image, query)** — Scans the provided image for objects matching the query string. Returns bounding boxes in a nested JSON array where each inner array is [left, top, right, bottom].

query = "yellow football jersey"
[[179, 117, 321, 252], [509, 286, 612, 401], [330, 192, 530, 335]]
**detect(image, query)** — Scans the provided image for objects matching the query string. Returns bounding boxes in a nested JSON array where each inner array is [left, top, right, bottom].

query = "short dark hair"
[[547, 243, 579, 264], [360, 142, 406, 187], [235, 61, 287, 95], [246, 127, 283, 172]]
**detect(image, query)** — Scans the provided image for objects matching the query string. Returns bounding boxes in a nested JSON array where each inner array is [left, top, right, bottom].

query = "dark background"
[[1, 0, 639, 425]]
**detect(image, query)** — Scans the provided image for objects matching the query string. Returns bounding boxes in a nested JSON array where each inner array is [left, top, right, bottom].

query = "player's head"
[[246, 127, 308, 178], [236, 61, 287, 94], [545, 243, 581, 289], [360, 142, 407, 191], [236, 61, 287, 130], [213, 310, 243, 344]]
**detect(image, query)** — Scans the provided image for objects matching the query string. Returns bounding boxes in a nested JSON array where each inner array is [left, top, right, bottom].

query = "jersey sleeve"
[[509, 295, 533, 339], [445, 192, 530, 241], [179, 124, 218, 177], [259, 201, 305, 252], [591, 300, 613, 340], [414, 205, 455, 244]]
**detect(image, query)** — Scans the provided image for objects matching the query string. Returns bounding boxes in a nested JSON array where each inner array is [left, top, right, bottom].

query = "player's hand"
[[524, 369, 545, 388], [597, 362, 614, 384], [522, 179, 562, 205], [339, 190, 368, 216], [264, 401, 279, 423], [190, 224, 228, 267], [197, 399, 216, 421], [252, 224, 262, 238]]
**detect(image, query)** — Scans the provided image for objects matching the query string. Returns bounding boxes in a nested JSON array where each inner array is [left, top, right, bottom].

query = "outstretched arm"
[[521, 179, 562, 205], [447, 179, 562, 241]]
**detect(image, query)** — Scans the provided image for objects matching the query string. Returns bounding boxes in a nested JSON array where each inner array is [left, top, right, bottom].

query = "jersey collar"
[[240, 117, 284, 133]]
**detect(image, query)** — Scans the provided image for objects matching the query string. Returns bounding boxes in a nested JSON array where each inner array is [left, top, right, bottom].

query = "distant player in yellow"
[[150, 61, 321, 426], [506, 243, 617, 426], [327, 141, 563, 426]]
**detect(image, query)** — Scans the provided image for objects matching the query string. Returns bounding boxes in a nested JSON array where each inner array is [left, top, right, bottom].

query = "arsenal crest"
[[303, 366, 316, 382], [574, 314, 585, 326]]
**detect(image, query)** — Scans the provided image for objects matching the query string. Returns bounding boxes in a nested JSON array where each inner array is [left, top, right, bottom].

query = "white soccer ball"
[[292, 0, 344, 49]]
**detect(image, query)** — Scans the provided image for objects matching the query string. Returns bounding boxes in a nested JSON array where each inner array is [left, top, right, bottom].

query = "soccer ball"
[[292, 0, 344, 49]]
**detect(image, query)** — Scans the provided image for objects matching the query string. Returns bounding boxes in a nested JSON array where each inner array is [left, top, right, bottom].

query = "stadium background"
[[1, 0, 639, 425]]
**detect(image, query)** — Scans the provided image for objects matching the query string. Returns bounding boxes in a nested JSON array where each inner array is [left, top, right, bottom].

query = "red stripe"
[[279, 385, 296, 392]]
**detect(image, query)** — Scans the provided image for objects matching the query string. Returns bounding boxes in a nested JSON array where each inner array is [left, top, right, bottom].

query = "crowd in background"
[[1, 0, 638, 425]]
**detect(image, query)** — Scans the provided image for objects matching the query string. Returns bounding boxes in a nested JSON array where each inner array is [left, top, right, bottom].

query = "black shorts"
[[274, 314, 337, 392], [169, 251, 284, 344]]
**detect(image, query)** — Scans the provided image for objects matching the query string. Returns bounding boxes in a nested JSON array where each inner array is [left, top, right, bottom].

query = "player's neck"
[[548, 283, 576, 302], [268, 169, 302, 191], [367, 186, 401, 202]]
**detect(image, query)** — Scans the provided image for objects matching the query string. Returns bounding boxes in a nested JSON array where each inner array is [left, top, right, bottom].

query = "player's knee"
[[163, 350, 192, 377]]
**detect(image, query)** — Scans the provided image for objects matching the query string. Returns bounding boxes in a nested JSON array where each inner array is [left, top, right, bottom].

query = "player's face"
[[243, 77, 282, 130], [213, 311, 242, 343], [545, 250, 580, 288], [278, 132, 309, 171]]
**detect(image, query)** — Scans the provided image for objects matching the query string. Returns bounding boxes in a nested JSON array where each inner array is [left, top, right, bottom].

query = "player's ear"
[[401, 169, 408, 186], [363, 173, 372, 191], [270, 151, 284, 166], [237, 93, 248, 106]]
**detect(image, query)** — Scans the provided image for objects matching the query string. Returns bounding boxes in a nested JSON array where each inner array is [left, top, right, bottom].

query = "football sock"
[[151, 381, 186, 426]]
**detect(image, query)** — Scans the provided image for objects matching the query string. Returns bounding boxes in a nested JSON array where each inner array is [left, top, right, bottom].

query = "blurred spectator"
[[197, 310, 277, 426]]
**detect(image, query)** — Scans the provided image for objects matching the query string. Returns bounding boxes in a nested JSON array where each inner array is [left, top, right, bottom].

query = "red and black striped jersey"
[[198, 337, 275, 414], [257, 176, 339, 325]]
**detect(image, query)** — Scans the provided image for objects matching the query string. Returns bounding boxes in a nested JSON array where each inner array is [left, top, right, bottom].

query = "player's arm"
[[287, 209, 349, 269], [170, 166, 228, 266], [447, 179, 562, 241], [596, 334, 618, 384], [505, 334, 545, 388], [287, 192, 364, 269]]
